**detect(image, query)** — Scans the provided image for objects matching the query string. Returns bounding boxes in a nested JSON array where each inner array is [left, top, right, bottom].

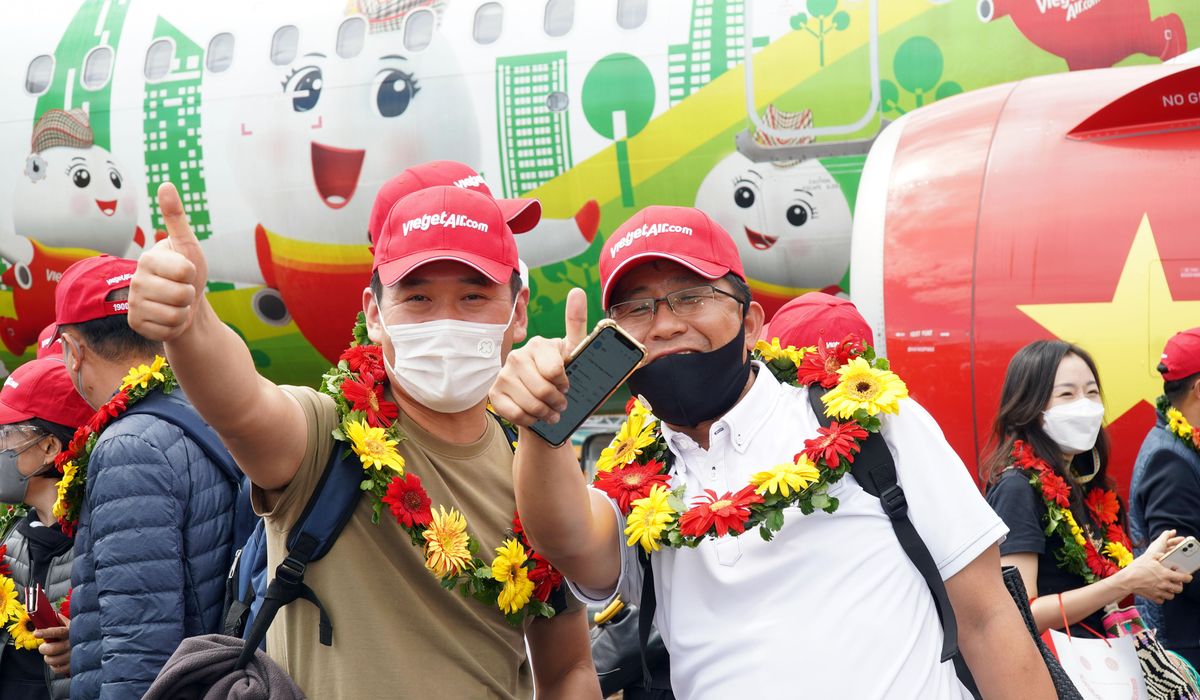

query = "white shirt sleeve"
[[881, 398, 1009, 580], [566, 488, 645, 606]]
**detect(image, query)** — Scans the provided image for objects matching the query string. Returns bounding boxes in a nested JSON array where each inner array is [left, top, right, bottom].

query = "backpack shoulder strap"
[[235, 442, 364, 669], [807, 388, 980, 699]]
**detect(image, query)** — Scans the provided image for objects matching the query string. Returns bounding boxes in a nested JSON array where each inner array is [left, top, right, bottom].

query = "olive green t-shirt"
[[252, 386, 533, 699]]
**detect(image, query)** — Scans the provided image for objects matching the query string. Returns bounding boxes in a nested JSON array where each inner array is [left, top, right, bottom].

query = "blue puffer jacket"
[[69, 392, 238, 700]]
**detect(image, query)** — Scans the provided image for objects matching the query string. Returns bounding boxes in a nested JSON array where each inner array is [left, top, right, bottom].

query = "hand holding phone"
[[25, 584, 61, 630], [1162, 535, 1200, 575]]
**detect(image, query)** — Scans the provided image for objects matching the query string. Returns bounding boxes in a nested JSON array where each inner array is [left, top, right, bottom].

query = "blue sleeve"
[[986, 470, 1048, 557], [88, 434, 186, 699], [1139, 450, 1200, 603]]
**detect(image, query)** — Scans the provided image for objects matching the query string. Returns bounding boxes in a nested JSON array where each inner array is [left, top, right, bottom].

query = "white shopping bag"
[[1048, 628, 1148, 700]]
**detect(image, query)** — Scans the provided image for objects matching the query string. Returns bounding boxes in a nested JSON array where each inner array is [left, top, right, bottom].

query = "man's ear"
[[39, 434, 62, 461], [743, 300, 765, 352], [362, 287, 384, 345], [511, 287, 530, 345], [61, 332, 83, 372]]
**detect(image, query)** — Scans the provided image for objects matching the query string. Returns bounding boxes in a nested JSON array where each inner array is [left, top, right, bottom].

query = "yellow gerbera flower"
[[344, 419, 405, 473], [491, 538, 535, 615], [1166, 408, 1193, 439], [624, 485, 676, 553], [754, 338, 811, 366], [422, 506, 474, 578], [120, 355, 167, 391], [1104, 541, 1134, 569], [7, 609, 39, 650], [750, 455, 821, 498], [0, 576, 20, 620], [821, 357, 909, 419], [52, 462, 77, 519], [1061, 509, 1087, 547], [596, 411, 657, 473]]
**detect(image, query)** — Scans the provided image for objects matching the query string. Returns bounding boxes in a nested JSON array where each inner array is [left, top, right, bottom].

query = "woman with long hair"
[[983, 340, 1193, 634]]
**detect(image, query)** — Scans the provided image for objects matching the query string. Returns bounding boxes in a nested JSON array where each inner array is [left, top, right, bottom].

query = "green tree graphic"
[[790, 0, 850, 68], [879, 36, 962, 116], [582, 53, 655, 207]]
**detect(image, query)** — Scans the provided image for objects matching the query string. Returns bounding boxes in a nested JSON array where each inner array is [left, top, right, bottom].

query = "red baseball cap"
[[36, 324, 62, 359], [0, 358, 93, 429], [367, 161, 541, 245], [374, 186, 518, 286], [54, 256, 136, 331], [600, 206, 744, 308], [1159, 327, 1200, 381], [766, 292, 873, 349]]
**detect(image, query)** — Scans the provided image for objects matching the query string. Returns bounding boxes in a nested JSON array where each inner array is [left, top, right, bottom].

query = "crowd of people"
[[0, 159, 1194, 699]]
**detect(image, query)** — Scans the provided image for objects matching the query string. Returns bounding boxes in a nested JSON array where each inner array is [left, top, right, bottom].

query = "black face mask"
[[626, 325, 752, 428]]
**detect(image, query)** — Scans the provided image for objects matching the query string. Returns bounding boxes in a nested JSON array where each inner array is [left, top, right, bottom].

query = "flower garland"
[[1158, 395, 1200, 457], [51, 356, 176, 537], [0, 544, 69, 649], [594, 336, 909, 552], [320, 315, 563, 626], [1009, 440, 1133, 583]]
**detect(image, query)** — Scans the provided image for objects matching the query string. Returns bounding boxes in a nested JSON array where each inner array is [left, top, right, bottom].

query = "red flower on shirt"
[[795, 335, 865, 388], [802, 421, 869, 468], [341, 344, 386, 382], [594, 460, 672, 514], [0, 543, 9, 577], [341, 375, 399, 428], [1039, 472, 1072, 509], [382, 473, 433, 529], [1106, 524, 1131, 549], [1085, 489, 1120, 526], [679, 486, 763, 538], [1085, 544, 1119, 579]]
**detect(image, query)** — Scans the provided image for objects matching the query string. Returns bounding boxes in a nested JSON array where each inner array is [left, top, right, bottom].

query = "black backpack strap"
[[636, 548, 658, 688], [235, 444, 364, 669], [808, 388, 980, 698]]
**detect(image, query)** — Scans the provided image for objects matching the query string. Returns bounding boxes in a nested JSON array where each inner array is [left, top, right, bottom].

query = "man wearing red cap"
[[765, 291, 873, 349], [492, 206, 1055, 698], [1129, 327, 1200, 668], [127, 184, 598, 698], [52, 256, 241, 700], [0, 357, 93, 700]]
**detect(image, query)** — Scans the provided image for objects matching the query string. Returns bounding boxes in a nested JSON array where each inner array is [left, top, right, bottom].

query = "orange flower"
[[1040, 472, 1071, 509], [1085, 488, 1119, 526], [594, 460, 672, 513], [678, 485, 763, 538]]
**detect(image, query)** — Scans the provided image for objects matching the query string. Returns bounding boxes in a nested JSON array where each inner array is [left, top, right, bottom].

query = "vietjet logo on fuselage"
[[402, 211, 491, 236], [609, 223, 694, 258]]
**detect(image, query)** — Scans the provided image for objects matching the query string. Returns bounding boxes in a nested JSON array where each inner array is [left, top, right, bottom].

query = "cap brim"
[[497, 199, 541, 234], [377, 251, 516, 287], [0, 400, 35, 426], [602, 252, 731, 308]]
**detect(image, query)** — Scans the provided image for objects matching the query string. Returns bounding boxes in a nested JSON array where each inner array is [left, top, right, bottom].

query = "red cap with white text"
[[0, 357, 93, 429], [767, 293, 873, 349], [54, 256, 137, 328], [1159, 327, 1200, 381], [36, 324, 62, 359]]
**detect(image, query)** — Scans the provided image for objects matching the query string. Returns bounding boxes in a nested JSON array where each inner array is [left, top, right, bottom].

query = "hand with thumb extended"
[[128, 183, 210, 341], [559, 287, 589, 360]]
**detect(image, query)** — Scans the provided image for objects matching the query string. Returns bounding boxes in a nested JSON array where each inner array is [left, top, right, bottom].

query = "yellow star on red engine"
[[1018, 215, 1200, 422]]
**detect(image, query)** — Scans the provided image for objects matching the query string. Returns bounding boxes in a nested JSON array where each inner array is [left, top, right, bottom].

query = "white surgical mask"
[[1042, 397, 1105, 455], [385, 306, 514, 414]]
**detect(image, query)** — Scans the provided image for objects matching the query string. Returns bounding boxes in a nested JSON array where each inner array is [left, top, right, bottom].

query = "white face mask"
[[1042, 397, 1105, 455], [385, 306, 514, 414]]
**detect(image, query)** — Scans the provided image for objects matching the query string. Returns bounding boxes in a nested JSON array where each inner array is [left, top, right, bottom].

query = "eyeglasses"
[[0, 425, 43, 452], [607, 285, 744, 330]]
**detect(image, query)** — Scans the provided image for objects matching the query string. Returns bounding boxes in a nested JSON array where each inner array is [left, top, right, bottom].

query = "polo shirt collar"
[[661, 361, 781, 455]]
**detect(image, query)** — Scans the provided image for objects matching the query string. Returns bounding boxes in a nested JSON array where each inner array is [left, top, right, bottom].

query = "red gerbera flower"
[[382, 473, 433, 529], [1011, 440, 1038, 467], [1039, 472, 1072, 509], [1085, 544, 1119, 579], [341, 376, 399, 428], [1085, 489, 1119, 526], [58, 589, 71, 619], [0, 543, 10, 577], [795, 335, 865, 388], [341, 344, 386, 382], [678, 485, 763, 538], [594, 460, 672, 514], [1106, 524, 1131, 549], [528, 553, 564, 603], [803, 421, 869, 467]]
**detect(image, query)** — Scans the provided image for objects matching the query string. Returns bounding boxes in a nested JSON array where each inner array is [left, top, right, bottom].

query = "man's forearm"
[[961, 602, 1055, 699], [537, 662, 602, 700], [513, 437, 593, 559]]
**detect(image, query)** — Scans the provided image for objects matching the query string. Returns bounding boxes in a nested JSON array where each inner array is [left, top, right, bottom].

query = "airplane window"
[[617, 0, 648, 29], [82, 46, 113, 90], [403, 9, 435, 51], [544, 0, 574, 37], [24, 55, 53, 95], [473, 2, 503, 45], [207, 32, 235, 73], [337, 16, 366, 58], [546, 90, 568, 112], [144, 39, 174, 81], [271, 25, 299, 65]]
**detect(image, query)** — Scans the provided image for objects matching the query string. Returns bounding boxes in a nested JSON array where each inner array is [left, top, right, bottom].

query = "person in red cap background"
[[1129, 326, 1200, 668], [491, 205, 1056, 699], [0, 357, 93, 700], [53, 255, 241, 700], [765, 291, 873, 349], [128, 183, 598, 698]]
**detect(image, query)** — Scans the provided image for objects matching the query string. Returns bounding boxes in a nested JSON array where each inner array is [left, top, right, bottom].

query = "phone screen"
[[529, 325, 646, 447]]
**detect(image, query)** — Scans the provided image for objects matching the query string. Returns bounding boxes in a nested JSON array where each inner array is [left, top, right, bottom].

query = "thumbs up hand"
[[490, 287, 589, 431], [128, 183, 210, 341]]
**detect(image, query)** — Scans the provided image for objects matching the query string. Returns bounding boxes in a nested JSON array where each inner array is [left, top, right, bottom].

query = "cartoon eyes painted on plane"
[[695, 152, 852, 297]]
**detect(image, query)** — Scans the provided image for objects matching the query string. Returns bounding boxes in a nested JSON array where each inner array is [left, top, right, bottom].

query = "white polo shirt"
[[572, 364, 1007, 699]]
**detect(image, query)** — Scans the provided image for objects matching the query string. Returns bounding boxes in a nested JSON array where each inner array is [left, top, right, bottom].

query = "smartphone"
[[1162, 536, 1200, 575], [25, 584, 60, 630], [527, 320, 647, 448]]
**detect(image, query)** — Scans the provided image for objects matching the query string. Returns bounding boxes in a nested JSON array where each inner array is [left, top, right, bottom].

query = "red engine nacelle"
[[852, 63, 1200, 497]]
